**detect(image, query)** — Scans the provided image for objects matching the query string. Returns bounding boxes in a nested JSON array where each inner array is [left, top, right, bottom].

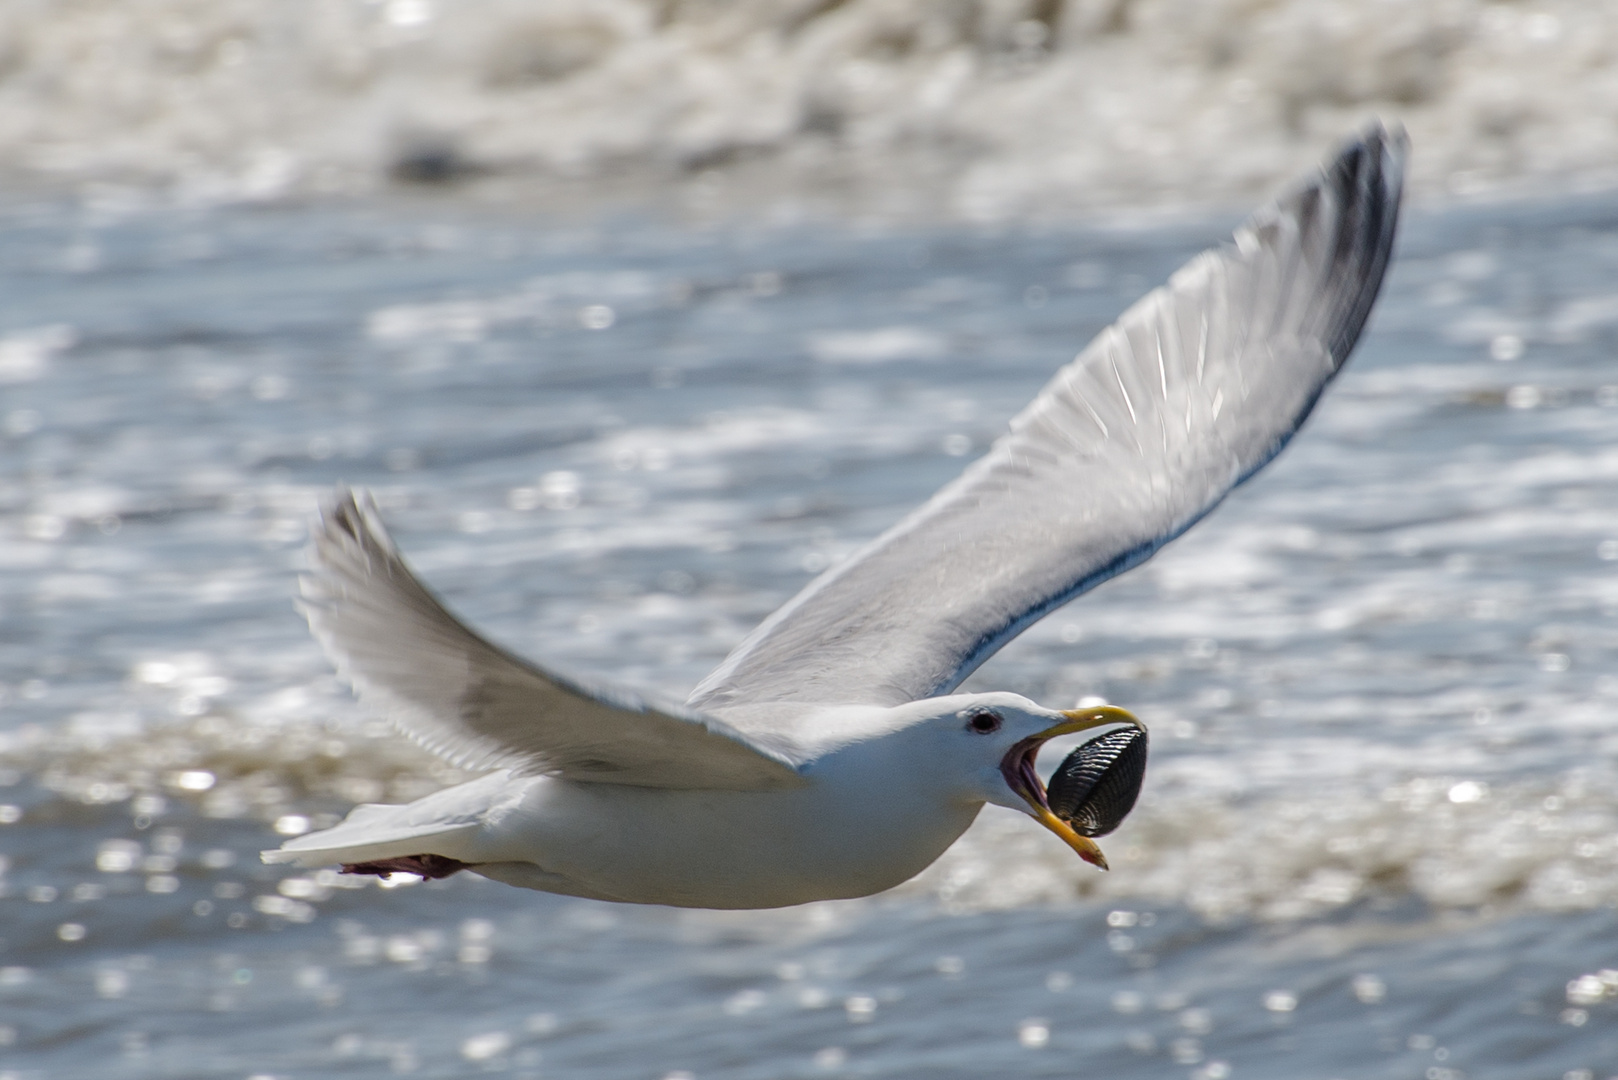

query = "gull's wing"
[[690, 124, 1405, 712], [302, 490, 805, 789]]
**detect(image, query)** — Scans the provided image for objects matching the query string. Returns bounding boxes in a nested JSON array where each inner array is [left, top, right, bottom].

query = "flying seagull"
[[264, 125, 1405, 909]]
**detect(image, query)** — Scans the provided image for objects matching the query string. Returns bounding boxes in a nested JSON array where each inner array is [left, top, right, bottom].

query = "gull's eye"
[[967, 710, 1001, 734]]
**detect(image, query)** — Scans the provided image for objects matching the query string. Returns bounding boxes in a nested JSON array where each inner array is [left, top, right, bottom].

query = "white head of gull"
[[264, 125, 1406, 909]]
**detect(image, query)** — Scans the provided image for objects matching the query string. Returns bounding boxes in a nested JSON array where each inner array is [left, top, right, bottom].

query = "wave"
[[0, 0, 1611, 214], [8, 692, 1618, 924]]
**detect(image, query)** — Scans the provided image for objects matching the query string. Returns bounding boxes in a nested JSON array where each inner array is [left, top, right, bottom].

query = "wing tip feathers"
[[1247, 119, 1405, 371]]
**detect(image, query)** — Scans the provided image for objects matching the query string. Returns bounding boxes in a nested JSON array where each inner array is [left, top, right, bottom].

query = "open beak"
[[999, 705, 1141, 871]]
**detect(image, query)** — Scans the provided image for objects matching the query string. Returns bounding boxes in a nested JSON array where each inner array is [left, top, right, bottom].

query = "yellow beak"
[[1033, 805, 1111, 870], [1000, 705, 1143, 871]]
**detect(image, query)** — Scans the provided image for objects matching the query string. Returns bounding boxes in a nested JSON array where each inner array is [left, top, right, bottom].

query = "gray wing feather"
[[302, 490, 805, 789], [690, 124, 1405, 712]]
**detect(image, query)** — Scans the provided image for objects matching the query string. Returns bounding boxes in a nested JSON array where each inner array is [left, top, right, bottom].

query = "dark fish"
[[1046, 726, 1148, 837]]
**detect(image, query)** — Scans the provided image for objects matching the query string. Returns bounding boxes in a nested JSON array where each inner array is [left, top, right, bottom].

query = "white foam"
[[896, 752, 1618, 922], [366, 271, 660, 343], [809, 327, 949, 364], [0, 326, 74, 383], [0, 0, 1611, 213]]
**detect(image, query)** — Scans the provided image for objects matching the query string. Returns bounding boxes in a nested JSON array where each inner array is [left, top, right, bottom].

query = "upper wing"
[[690, 124, 1405, 712], [302, 490, 805, 789]]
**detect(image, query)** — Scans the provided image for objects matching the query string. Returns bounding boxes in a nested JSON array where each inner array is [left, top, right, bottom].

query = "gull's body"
[[323, 701, 992, 909], [266, 127, 1406, 908]]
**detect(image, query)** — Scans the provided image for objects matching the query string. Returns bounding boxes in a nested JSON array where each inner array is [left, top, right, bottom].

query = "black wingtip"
[[1319, 120, 1407, 366], [1274, 119, 1404, 372], [319, 484, 392, 551], [324, 484, 362, 543], [1327, 119, 1408, 236]]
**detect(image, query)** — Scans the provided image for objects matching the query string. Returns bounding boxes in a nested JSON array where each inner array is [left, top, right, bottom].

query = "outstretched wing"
[[690, 124, 1405, 712], [302, 490, 805, 789]]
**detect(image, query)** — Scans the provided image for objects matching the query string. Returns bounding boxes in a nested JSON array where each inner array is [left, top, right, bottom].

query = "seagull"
[[264, 125, 1405, 909]]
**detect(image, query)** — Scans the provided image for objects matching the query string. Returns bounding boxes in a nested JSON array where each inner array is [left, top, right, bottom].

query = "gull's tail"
[[262, 803, 480, 870], [261, 771, 511, 870]]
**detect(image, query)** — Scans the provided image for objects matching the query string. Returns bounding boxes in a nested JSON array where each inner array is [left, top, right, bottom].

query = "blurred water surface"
[[0, 1, 1615, 215], [1, 191, 1617, 1078]]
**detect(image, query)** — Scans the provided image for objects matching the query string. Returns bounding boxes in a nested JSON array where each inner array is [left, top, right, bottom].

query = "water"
[[2, 188, 1618, 1078], [0, 1, 1611, 215]]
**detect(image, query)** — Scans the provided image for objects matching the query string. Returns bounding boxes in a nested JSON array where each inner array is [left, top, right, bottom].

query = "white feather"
[[300, 490, 806, 789]]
